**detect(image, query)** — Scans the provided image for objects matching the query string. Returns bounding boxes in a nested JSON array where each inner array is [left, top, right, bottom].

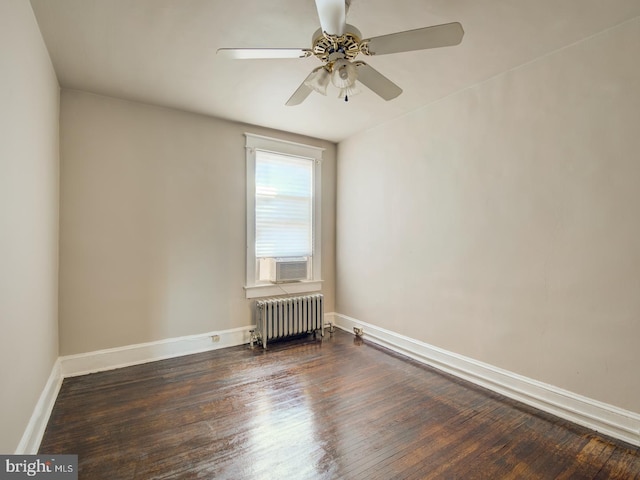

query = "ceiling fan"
[[217, 0, 464, 106]]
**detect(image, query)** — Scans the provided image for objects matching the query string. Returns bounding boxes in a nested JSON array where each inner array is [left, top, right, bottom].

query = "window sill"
[[244, 280, 323, 299]]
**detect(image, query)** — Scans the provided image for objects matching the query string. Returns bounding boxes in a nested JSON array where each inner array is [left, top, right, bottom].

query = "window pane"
[[255, 150, 313, 258]]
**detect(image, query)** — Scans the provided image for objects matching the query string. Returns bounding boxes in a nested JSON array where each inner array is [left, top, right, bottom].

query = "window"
[[245, 134, 323, 298], [255, 152, 312, 261]]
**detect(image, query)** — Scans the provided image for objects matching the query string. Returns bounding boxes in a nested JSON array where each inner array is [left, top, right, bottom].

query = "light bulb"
[[331, 59, 358, 89]]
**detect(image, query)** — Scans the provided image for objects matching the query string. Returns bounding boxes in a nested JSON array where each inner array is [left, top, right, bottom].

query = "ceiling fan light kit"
[[217, 0, 464, 106], [331, 59, 357, 87], [304, 66, 331, 95]]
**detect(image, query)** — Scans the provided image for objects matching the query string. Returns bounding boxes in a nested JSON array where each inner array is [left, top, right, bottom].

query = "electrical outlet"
[[353, 326, 364, 337], [211, 335, 220, 342]]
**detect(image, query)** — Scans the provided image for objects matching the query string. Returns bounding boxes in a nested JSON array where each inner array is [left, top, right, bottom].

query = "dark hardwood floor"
[[40, 329, 640, 479]]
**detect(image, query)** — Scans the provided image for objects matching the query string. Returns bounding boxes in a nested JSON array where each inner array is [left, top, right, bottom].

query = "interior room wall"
[[0, 1, 60, 453], [58, 90, 336, 356], [336, 18, 640, 413]]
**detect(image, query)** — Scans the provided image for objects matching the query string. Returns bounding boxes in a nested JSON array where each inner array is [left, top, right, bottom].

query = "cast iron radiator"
[[252, 294, 324, 349]]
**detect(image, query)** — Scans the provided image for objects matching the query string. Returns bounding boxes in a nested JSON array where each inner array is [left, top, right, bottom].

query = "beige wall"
[[337, 18, 640, 413], [59, 90, 336, 355], [0, 1, 60, 453]]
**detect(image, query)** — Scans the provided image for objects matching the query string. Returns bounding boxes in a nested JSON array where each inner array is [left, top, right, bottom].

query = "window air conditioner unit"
[[259, 258, 308, 283]]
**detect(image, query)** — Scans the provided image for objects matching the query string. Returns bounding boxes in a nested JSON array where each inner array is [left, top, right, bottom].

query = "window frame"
[[244, 133, 323, 299]]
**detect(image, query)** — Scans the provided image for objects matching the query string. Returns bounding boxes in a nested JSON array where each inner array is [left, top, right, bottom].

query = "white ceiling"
[[30, 0, 640, 143]]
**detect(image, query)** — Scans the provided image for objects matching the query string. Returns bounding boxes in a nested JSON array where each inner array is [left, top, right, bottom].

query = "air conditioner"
[[259, 257, 309, 283]]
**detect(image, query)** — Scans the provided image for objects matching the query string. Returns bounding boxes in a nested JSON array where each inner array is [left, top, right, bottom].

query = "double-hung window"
[[245, 134, 323, 298]]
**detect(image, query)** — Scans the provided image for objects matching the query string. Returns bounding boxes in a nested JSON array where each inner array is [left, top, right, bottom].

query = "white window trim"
[[244, 133, 324, 299]]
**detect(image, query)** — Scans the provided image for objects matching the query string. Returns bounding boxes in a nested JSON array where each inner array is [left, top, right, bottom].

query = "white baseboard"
[[15, 359, 63, 454], [60, 326, 254, 377], [328, 312, 640, 447]]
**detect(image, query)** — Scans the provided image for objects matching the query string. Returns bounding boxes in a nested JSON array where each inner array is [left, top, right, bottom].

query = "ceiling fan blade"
[[355, 62, 402, 101], [315, 0, 346, 35], [365, 22, 464, 56], [285, 73, 317, 106], [217, 48, 311, 60]]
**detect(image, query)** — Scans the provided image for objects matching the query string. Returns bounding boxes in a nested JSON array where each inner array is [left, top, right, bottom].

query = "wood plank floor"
[[40, 329, 640, 479]]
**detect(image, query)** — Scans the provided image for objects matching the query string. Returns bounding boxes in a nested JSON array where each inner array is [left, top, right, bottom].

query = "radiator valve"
[[249, 329, 258, 348]]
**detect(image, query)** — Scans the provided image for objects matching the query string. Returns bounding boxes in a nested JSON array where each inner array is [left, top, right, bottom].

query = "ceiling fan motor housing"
[[311, 25, 363, 62]]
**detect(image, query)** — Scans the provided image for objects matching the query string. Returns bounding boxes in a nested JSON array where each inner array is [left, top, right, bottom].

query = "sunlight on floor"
[[246, 381, 331, 478]]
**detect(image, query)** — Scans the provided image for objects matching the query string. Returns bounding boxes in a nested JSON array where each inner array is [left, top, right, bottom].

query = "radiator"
[[253, 294, 324, 349]]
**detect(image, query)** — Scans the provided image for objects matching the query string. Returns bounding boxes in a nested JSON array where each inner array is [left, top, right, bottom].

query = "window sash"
[[255, 150, 313, 258]]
